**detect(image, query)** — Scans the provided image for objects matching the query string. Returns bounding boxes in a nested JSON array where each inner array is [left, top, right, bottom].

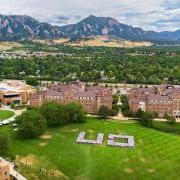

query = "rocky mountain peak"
[[0, 14, 179, 43]]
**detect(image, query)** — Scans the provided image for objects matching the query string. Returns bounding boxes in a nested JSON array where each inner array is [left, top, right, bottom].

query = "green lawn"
[[0, 110, 14, 120], [153, 121, 180, 134], [1, 118, 180, 180]]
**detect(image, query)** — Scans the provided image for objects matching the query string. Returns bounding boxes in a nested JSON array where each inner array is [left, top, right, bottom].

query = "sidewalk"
[[86, 113, 137, 122], [12, 170, 27, 180], [0, 106, 26, 125], [154, 118, 180, 123]]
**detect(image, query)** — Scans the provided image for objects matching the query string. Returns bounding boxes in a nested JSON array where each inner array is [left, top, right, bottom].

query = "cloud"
[[0, 0, 179, 31], [161, 0, 180, 10]]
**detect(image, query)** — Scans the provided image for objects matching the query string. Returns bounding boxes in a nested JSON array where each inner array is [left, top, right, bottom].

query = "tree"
[[141, 111, 154, 127], [135, 109, 144, 119], [40, 101, 67, 127], [0, 132, 11, 155], [98, 106, 112, 118], [26, 77, 39, 86], [164, 113, 176, 125], [16, 109, 46, 138], [66, 103, 86, 123], [111, 104, 120, 116], [112, 94, 119, 104], [120, 95, 128, 104], [10, 102, 16, 109], [120, 95, 132, 117]]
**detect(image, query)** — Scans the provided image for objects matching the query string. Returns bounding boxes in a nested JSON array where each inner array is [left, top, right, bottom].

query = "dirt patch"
[[18, 154, 37, 166], [147, 169, 155, 173], [124, 168, 134, 174], [67, 35, 152, 48], [123, 158, 129, 162], [140, 157, 146, 163], [138, 139, 143, 144], [48, 169, 69, 179], [88, 130, 94, 133], [40, 134, 52, 139], [39, 142, 48, 147]]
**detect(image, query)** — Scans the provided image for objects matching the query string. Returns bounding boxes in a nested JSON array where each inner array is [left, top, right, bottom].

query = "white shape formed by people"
[[76, 132, 104, 145], [76, 132, 135, 148]]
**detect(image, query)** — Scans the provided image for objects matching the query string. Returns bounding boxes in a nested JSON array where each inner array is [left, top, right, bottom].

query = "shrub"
[[16, 109, 46, 138], [0, 132, 11, 155]]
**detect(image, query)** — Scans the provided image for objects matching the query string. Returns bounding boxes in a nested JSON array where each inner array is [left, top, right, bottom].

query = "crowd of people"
[[76, 132, 135, 148], [76, 132, 104, 145], [108, 134, 135, 148]]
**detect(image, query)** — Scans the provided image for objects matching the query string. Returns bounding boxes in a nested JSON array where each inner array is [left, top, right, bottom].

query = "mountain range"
[[0, 14, 180, 43]]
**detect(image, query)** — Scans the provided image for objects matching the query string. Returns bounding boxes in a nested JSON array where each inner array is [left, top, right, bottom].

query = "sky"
[[0, 0, 179, 32]]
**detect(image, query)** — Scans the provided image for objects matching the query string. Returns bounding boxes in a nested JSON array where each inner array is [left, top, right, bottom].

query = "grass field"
[[0, 110, 14, 120], [1, 118, 180, 180]]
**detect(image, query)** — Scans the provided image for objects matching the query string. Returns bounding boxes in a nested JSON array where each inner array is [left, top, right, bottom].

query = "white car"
[[2, 120, 10, 125]]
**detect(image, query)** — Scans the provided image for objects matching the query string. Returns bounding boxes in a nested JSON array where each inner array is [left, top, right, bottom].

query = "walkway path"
[[86, 114, 137, 123], [12, 170, 27, 180], [87, 113, 180, 123], [0, 106, 26, 125], [154, 118, 180, 123]]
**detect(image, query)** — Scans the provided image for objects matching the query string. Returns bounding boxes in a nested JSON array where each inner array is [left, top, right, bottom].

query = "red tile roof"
[[76, 91, 96, 98], [148, 94, 172, 102]]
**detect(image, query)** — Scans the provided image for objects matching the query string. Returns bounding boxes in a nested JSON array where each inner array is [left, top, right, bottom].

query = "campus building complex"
[[0, 80, 36, 106], [128, 84, 180, 118], [30, 81, 113, 114]]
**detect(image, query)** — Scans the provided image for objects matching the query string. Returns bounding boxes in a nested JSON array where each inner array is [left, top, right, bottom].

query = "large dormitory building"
[[30, 81, 113, 114], [128, 84, 180, 118]]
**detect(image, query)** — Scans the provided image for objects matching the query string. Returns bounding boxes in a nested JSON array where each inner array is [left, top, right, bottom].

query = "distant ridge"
[[0, 14, 64, 41], [0, 14, 180, 43]]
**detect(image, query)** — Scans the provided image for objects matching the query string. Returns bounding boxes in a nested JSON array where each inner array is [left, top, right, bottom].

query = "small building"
[[0, 80, 36, 106], [0, 157, 26, 180]]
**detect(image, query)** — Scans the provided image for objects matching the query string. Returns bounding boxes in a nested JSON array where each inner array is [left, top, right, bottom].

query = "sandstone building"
[[0, 157, 26, 180], [128, 85, 180, 118], [0, 80, 36, 106], [30, 81, 113, 114]]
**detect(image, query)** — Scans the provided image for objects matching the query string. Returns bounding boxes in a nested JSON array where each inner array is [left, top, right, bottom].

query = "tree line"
[[16, 102, 86, 139], [0, 44, 180, 84]]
